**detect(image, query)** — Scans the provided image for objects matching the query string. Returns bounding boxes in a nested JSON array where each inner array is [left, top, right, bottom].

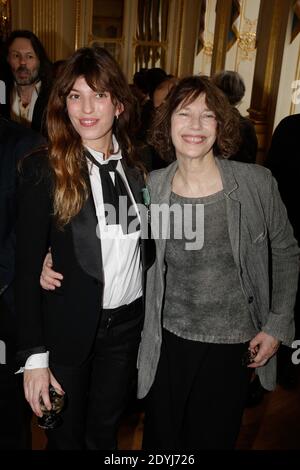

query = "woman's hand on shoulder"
[[40, 251, 63, 290]]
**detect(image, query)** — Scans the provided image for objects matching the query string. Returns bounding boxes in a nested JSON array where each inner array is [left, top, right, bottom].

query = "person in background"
[[15, 45, 154, 450], [2, 30, 52, 134], [137, 75, 299, 450], [132, 68, 150, 110], [212, 70, 257, 163], [153, 76, 178, 109], [149, 76, 179, 170], [267, 113, 300, 389], [134, 67, 169, 172], [52, 59, 66, 81], [136, 67, 168, 142], [0, 116, 44, 449]]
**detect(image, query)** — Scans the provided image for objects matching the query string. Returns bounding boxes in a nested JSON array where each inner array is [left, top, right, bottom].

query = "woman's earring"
[[115, 114, 119, 120]]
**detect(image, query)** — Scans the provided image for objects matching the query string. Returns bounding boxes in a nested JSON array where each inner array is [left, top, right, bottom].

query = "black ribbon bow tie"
[[85, 151, 140, 234]]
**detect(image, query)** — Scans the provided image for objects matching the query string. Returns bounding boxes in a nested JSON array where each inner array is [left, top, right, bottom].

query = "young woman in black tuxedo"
[[15, 46, 154, 450]]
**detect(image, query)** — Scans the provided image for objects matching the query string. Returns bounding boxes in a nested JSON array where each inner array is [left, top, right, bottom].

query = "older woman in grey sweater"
[[137, 76, 299, 450], [40, 76, 299, 451]]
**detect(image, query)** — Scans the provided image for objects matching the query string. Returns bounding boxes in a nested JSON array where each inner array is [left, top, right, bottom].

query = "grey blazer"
[[137, 158, 299, 397]]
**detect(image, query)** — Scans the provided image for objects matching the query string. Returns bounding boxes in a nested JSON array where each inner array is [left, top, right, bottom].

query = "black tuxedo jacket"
[[267, 114, 300, 241], [15, 151, 155, 366], [0, 117, 44, 294]]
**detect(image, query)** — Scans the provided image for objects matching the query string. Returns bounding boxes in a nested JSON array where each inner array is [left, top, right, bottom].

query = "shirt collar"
[[85, 135, 122, 165], [14, 80, 41, 98]]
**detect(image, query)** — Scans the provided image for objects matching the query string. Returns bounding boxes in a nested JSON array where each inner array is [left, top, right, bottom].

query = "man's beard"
[[14, 66, 40, 86]]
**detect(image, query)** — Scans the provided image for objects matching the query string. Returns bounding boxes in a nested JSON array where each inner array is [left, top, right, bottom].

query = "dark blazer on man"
[[15, 151, 155, 366], [0, 117, 44, 449], [267, 113, 300, 346], [0, 117, 44, 294], [267, 114, 300, 242]]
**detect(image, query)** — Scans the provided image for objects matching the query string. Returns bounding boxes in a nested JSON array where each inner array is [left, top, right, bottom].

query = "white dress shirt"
[[86, 142, 142, 308]]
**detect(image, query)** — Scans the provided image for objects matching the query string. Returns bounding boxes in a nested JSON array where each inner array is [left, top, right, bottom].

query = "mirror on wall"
[[134, 0, 169, 72], [91, 0, 124, 62], [90, 0, 170, 74]]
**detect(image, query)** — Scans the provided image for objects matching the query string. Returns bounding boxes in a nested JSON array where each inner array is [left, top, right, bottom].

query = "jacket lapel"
[[122, 163, 143, 204], [216, 158, 241, 268], [149, 162, 178, 265], [71, 175, 103, 282], [122, 162, 156, 272], [71, 159, 155, 282]]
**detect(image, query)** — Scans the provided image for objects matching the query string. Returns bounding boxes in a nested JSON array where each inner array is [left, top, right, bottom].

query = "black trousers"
[[46, 297, 143, 450], [143, 329, 251, 450], [0, 287, 32, 450]]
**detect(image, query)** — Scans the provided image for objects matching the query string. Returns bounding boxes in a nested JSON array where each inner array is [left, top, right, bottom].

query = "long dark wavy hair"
[[148, 75, 241, 161], [46, 45, 140, 227]]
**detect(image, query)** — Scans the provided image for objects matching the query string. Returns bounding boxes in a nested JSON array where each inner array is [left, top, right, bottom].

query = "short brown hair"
[[212, 70, 245, 106], [148, 75, 241, 161]]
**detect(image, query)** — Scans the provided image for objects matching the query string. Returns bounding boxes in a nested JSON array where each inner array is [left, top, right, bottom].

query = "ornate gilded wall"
[[9, 0, 300, 161]]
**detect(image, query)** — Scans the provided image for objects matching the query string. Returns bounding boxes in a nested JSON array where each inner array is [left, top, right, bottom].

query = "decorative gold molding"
[[75, 0, 93, 49], [0, 0, 11, 39], [175, 0, 184, 77], [33, 0, 58, 61], [203, 40, 213, 56], [132, 39, 167, 48], [89, 36, 124, 44], [211, 0, 232, 74], [75, 0, 81, 50], [132, 0, 170, 70], [236, 8, 258, 61], [237, 31, 256, 58], [249, 0, 292, 163]]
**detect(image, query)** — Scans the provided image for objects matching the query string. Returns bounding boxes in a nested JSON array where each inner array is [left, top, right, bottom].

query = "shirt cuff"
[[15, 351, 49, 374]]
